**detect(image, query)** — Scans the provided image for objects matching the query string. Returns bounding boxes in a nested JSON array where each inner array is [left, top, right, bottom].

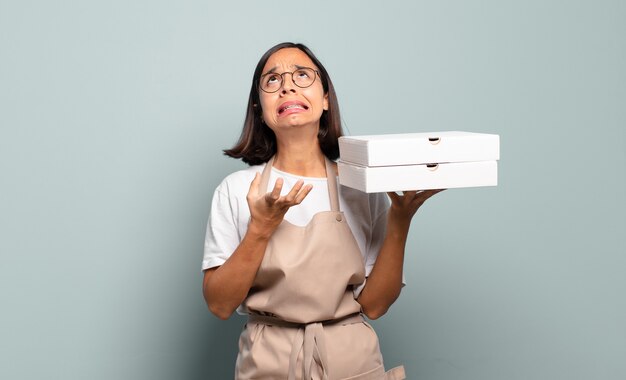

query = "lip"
[[277, 101, 309, 116]]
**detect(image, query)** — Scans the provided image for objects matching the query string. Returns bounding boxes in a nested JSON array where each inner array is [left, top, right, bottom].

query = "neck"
[[273, 141, 327, 178]]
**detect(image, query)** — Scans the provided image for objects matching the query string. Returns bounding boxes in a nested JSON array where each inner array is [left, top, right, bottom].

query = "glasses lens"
[[259, 68, 317, 92], [292, 68, 315, 88], [261, 73, 282, 92]]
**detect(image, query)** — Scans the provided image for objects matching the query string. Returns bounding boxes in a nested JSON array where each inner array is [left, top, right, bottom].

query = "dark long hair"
[[223, 42, 343, 165]]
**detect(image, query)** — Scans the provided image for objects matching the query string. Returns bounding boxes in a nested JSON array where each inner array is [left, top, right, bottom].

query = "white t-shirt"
[[202, 163, 391, 299]]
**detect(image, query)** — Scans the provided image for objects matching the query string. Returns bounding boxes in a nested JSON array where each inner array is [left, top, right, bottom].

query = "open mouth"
[[278, 102, 309, 115]]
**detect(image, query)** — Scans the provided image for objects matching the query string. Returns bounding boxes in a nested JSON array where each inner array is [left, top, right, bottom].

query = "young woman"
[[202, 42, 442, 379]]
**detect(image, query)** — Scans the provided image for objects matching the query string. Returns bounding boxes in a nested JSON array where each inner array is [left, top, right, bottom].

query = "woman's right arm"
[[202, 222, 271, 320], [202, 173, 312, 320]]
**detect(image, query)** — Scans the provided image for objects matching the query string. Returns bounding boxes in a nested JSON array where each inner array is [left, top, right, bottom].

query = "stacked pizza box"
[[337, 131, 500, 193]]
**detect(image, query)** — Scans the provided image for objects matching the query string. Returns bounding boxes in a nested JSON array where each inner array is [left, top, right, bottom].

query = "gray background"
[[1, 0, 624, 379]]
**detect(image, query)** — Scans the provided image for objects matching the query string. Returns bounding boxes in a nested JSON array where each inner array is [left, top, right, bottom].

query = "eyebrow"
[[261, 64, 314, 77], [261, 66, 278, 76]]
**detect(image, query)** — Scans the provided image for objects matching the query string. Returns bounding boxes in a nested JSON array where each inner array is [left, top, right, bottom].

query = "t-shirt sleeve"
[[202, 186, 242, 271], [364, 192, 391, 276], [353, 192, 391, 298], [352, 192, 409, 298]]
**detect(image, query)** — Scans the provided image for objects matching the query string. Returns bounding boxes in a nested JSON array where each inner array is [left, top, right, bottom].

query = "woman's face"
[[258, 48, 329, 134]]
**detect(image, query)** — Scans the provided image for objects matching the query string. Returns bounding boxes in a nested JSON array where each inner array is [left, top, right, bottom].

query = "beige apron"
[[235, 157, 405, 380]]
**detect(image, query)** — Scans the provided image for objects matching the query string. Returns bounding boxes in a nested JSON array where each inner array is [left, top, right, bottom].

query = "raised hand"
[[386, 189, 445, 222], [246, 172, 313, 237]]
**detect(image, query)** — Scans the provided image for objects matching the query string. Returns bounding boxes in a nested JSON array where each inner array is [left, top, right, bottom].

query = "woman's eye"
[[295, 70, 309, 78], [266, 74, 280, 85]]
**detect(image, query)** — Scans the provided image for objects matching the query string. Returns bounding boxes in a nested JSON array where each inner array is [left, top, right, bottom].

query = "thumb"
[[387, 191, 401, 203], [248, 172, 261, 198]]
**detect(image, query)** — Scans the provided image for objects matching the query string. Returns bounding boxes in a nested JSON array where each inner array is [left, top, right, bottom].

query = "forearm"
[[357, 212, 411, 319], [203, 223, 271, 319], [203, 172, 314, 319]]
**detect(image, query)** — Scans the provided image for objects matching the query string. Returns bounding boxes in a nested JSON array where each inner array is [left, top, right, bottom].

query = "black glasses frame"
[[258, 68, 320, 93]]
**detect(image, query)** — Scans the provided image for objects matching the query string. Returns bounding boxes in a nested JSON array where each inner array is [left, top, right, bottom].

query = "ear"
[[323, 93, 329, 111]]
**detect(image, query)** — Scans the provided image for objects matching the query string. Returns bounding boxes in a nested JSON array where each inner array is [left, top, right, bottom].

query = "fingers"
[[293, 184, 313, 204], [387, 189, 445, 206], [283, 179, 313, 205], [248, 172, 261, 194], [283, 179, 304, 203], [403, 190, 418, 199], [414, 189, 445, 203], [265, 178, 284, 204], [387, 191, 401, 203], [247, 172, 262, 204], [264, 178, 313, 207]]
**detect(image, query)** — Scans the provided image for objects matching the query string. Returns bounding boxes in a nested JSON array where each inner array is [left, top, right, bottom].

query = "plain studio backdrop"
[[1, 0, 624, 379]]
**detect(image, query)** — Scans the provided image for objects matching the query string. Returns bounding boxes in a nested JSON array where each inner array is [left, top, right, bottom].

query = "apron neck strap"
[[324, 158, 340, 212], [258, 156, 340, 212]]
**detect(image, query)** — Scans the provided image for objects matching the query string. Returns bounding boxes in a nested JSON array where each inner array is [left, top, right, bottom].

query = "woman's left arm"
[[357, 189, 443, 319]]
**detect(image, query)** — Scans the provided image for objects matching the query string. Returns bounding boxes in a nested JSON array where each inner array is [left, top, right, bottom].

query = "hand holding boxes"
[[337, 131, 500, 193]]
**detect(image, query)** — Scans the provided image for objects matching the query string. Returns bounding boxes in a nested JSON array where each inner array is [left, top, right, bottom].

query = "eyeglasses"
[[259, 67, 320, 93]]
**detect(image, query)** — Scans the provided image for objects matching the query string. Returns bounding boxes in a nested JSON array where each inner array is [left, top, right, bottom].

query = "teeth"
[[281, 104, 305, 113]]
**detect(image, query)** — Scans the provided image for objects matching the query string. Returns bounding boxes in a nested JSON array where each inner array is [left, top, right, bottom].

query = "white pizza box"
[[337, 160, 498, 193], [338, 131, 499, 167]]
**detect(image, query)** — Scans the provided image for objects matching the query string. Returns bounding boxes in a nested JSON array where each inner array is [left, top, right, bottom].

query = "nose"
[[280, 73, 296, 94]]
